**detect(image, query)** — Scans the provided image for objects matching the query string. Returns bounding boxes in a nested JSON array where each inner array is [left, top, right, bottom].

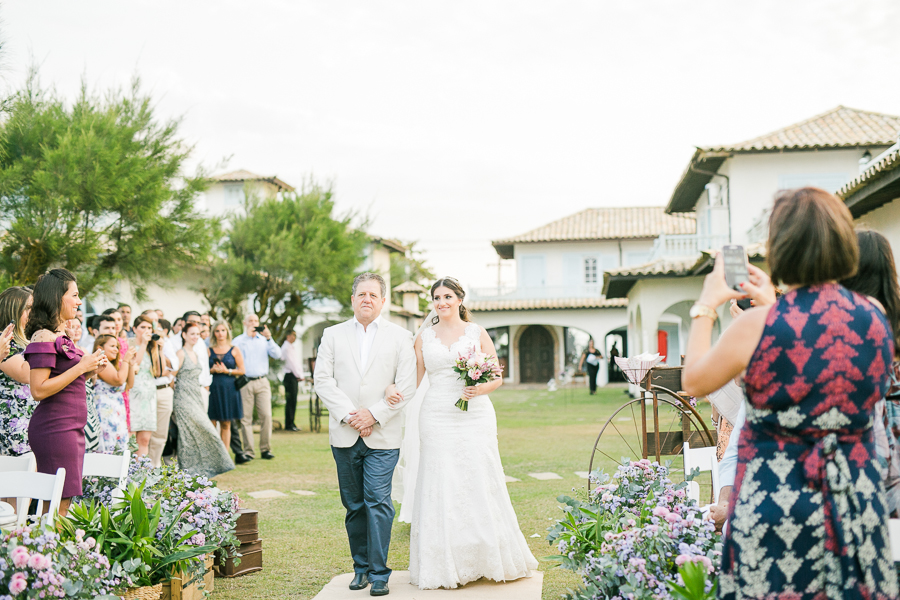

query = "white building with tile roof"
[[604, 106, 900, 375], [470, 207, 694, 384]]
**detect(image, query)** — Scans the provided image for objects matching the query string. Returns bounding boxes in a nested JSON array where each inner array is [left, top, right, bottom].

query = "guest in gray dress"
[[173, 323, 234, 478]]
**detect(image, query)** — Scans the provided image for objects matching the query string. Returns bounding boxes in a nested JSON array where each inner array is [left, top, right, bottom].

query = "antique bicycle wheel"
[[587, 394, 714, 478]]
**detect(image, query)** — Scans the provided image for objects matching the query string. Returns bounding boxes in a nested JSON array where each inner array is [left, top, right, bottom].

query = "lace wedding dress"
[[409, 323, 538, 589]]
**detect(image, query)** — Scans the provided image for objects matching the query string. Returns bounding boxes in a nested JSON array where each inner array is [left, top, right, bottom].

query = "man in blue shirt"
[[233, 314, 282, 460]]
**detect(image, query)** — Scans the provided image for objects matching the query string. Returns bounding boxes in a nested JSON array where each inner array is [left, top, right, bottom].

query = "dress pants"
[[283, 373, 298, 429], [331, 437, 399, 582], [239, 377, 272, 458], [230, 419, 244, 456], [149, 386, 174, 468], [586, 363, 600, 394]]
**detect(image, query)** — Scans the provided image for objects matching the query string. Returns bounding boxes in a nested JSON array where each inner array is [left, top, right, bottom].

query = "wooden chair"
[[0, 468, 66, 526], [83, 448, 130, 490], [683, 442, 720, 505]]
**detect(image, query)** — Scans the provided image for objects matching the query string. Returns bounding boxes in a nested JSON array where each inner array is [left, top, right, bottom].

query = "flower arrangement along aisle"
[[548, 459, 721, 600], [0, 520, 121, 598]]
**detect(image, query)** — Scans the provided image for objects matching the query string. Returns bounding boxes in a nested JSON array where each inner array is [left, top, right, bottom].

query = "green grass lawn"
[[210, 384, 710, 599]]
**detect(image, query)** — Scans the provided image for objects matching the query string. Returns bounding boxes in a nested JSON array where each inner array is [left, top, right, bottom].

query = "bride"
[[386, 277, 538, 590]]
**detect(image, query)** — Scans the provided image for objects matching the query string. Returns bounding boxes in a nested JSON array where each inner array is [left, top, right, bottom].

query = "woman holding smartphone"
[[0, 287, 34, 457], [129, 315, 169, 456], [24, 269, 107, 515]]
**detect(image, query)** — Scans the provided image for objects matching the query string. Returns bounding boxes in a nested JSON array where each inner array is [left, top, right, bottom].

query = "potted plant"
[[60, 481, 217, 599]]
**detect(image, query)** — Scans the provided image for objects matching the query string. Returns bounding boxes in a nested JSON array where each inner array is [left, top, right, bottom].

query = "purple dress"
[[24, 335, 86, 498]]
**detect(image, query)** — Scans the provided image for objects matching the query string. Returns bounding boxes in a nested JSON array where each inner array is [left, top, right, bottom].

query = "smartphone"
[[255, 326, 266, 332], [736, 298, 753, 310], [722, 245, 750, 292]]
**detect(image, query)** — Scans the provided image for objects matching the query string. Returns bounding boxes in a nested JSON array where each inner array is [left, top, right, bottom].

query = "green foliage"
[[668, 561, 717, 600], [59, 481, 217, 588], [199, 179, 369, 342], [0, 70, 218, 297], [390, 240, 434, 310]]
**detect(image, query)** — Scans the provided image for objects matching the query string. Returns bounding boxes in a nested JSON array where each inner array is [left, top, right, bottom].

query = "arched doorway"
[[519, 325, 554, 383]]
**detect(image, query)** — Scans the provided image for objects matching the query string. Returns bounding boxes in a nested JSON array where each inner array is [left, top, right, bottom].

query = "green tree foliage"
[[0, 73, 218, 297], [390, 240, 434, 311], [200, 180, 369, 342]]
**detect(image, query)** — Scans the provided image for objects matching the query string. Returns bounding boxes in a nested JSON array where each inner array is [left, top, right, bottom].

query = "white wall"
[[91, 268, 211, 322], [716, 148, 887, 246], [857, 198, 900, 266], [199, 180, 283, 219], [512, 239, 657, 289]]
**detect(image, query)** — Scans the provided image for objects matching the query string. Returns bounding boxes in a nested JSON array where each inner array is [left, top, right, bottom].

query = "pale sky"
[[5, 1, 900, 289]]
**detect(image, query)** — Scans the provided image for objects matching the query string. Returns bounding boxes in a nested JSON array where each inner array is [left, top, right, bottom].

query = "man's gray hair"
[[352, 272, 386, 298]]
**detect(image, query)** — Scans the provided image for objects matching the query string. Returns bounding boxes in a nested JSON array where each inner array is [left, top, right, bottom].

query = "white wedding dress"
[[409, 323, 538, 589]]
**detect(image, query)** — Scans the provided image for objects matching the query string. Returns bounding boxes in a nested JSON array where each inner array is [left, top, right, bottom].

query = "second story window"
[[584, 257, 598, 284], [224, 183, 246, 208]]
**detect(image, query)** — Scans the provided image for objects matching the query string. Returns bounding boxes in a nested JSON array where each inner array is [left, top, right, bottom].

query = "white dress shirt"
[[345, 316, 383, 424], [281, 339, 304, 379], [354, 315, 382, 370]]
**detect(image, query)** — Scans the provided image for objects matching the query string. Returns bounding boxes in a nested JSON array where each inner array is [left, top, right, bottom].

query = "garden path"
[[312, 572, 543, 600]]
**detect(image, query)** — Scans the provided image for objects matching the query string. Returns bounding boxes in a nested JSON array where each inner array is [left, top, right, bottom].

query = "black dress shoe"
[[370, 581, 389, 596], [234, 453, 251, 465], [261, 451, 275, 459], [286, 426, 301, 432], [349, 573, 369, 590]]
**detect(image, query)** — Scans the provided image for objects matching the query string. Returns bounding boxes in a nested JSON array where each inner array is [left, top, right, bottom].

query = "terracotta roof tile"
[[705, 106, 900, 152], [467, 297, 627, 312], [837, 146, 900, 199], [393, 281, 427, 293], [493, 207, 695, 247], [210, 170, 295, 192]]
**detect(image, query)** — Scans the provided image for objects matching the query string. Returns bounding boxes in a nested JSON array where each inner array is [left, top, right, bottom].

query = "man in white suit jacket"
[[315, 273, 416, 596]]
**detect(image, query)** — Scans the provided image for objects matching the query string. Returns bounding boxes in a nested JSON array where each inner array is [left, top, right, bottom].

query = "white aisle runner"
[[312, 571, 543, 600]]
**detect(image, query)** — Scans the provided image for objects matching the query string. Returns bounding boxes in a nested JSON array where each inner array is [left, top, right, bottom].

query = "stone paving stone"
[[574, 471, 591, 479], [291, 490, 317, 496], [247, 489, 288, 499], [528, 472, 563, 480], [504, 476, 521, 483], [313, 571, 543, 599]]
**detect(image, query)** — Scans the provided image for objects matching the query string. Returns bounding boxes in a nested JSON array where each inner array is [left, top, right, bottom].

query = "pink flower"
[[675, 554, 691, 566], [75, 528, 85, 541], [674, 489, 685, 498], [9, 572, 28, 594], [652, 506, 669, 518], [27, 552, 50, 570], [11, 546, 29, 568], [664, 512, 678, 524], [627, 518, 636, 527]]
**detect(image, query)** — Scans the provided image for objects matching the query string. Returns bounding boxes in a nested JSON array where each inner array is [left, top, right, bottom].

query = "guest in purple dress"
[[24, 268, 107, 515]]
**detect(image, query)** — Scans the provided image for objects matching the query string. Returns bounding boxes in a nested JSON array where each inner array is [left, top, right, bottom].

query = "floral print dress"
[[94, 379, 129, 453], [0, 340, 36, 456]]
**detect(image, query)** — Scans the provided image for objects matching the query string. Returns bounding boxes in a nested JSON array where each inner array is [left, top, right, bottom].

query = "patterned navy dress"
[[721, 284, 899, 599]]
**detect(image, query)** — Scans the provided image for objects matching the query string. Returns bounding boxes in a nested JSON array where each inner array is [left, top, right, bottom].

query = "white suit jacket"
[[314, 318, 417, 449]]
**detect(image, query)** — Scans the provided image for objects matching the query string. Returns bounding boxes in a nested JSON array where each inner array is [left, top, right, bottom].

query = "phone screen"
[[722, 245, 750, 292], [255, 326, 266, 332]]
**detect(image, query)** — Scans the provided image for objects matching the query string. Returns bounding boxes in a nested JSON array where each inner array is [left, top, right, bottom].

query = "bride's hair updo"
[[430, 277, 471, 324]]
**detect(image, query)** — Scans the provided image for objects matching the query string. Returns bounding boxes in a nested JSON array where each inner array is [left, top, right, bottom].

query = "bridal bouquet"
[[452, 349, 502, 411]]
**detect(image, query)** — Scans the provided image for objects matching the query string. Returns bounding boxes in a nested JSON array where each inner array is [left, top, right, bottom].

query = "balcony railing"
[[469, 284, 603, 302], [647, 233, 729, 262]]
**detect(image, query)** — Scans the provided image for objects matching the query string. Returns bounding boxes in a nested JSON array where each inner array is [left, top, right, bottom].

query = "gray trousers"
[[331, 437, 399, 582]]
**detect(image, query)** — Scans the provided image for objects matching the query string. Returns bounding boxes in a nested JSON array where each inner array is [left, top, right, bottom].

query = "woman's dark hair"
[[25, 268, 77, 340], [767, 187, 858, 286], [841, 229, 900, 352], [158, 318, 172, 334], [93, 334, 121, 370], [430, 278, 471, 324]]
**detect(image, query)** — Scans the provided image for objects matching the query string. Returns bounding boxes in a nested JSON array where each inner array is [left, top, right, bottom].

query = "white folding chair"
[[0, 468, 66, 526], [683, 442, 720, 505], [83, 448, 131, 501], [0, 452, 36, 473], [889, 519, 900, 562]]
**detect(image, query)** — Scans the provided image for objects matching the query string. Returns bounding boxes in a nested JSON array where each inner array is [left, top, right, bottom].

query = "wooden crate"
[[236, 530, 259, 544], [215, 544, 263, 578], [162, 557, 215, 600], [234, 509, 259, 536]]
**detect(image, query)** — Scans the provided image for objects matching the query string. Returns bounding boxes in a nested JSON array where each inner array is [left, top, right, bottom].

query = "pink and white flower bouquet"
[[452, 349, 502, 411]]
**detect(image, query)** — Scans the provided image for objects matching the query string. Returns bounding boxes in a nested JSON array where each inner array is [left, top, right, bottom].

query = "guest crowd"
[[0, 278, 304, 515]]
